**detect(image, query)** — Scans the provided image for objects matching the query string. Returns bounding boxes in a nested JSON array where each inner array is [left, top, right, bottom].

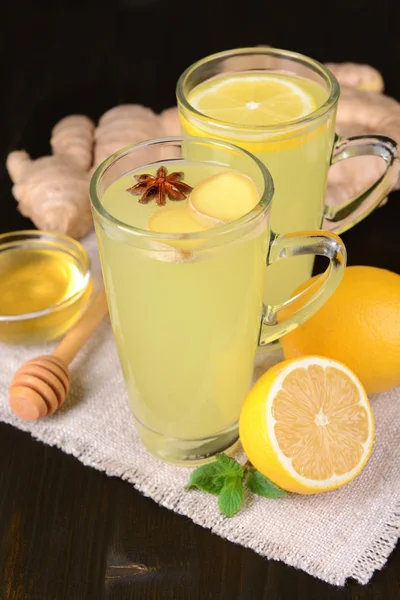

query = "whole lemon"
[[281, 266, 400, 395]]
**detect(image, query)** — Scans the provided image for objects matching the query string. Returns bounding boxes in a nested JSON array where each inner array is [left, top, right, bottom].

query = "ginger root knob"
[[325, 62, 385, 93], [50, 115, 95, 171], [93, 104, 162, 167], [159, 107, 181, 137], [6, 151, 93, 239]]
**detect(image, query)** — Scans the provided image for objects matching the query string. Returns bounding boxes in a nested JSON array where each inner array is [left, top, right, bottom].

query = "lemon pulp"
[[272, 362, 371, 481]]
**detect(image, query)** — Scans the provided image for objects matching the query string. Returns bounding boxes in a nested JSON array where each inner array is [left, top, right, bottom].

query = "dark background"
[[1, 1, 399, 598]]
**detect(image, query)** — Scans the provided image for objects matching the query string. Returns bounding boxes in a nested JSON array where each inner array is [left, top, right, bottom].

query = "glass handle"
[[258, 231, 346, 345], [323, 134, 400, 234]]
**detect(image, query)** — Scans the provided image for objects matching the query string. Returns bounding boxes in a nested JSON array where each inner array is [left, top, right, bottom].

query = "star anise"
[[126, 166, 193, 207]]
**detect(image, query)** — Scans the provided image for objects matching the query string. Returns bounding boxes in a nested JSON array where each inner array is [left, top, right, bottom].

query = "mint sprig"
[[185, 454, 288, 517]]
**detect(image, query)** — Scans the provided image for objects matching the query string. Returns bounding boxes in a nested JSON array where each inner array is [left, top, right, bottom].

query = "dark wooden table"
[[1, 1, 399, 598]]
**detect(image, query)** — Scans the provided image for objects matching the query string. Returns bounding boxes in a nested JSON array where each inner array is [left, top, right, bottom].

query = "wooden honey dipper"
[[9, 289, 109, 421]]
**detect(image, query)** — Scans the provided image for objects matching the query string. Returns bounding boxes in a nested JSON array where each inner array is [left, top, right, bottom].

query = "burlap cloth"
[[0, 232, 398, 587]]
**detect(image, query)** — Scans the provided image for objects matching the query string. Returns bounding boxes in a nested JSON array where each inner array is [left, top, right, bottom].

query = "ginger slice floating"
[[188, 171, 260, 227], [148, 206, 208, 252], [148, 206, 207, 234]]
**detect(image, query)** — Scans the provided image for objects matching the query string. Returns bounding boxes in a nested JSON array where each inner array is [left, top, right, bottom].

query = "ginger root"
[[6, 114, 95, 239], [92, 104, 183, 171], [159, 106, 181, 137], [93, 104, 162, 167], [325, 64, 400, 211], [50, 115, 95, 171], [6, 151, 93, 239], [325, 62, 384, 93]]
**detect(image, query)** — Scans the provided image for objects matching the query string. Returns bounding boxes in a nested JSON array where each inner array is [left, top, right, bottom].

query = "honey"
[[0, 231, 92, 344]]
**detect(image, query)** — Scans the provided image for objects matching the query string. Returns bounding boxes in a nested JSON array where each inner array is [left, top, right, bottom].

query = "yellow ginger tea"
[[97, 162, 268, 463], [179, 71, 335, 305]]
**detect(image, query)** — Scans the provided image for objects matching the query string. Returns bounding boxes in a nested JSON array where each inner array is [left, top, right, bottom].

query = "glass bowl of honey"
[[0, 230, 93, 344]]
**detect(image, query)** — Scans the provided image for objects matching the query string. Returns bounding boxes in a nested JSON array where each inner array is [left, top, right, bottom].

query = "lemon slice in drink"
[[189, 72, 317, 126], [239, 356, 374, 494]]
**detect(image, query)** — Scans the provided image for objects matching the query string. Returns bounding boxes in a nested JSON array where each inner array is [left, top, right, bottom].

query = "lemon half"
[[239, 356, 374, 494]]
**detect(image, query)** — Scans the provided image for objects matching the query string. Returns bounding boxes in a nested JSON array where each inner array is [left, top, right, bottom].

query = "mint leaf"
[[185, 462, 224, 495], [218, 476, 244, 517], [245, 468, 288, 498], [215, 453, 244, 476]]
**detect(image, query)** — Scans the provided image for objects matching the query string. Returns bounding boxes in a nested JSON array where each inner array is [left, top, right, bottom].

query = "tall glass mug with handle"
[[90, 137, 346, 465], [176, 47, 399, 312]]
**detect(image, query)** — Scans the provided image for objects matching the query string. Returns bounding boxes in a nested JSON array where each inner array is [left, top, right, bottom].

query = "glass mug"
[[177, 47, 399, 310], [90, 137, 346, 465]]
